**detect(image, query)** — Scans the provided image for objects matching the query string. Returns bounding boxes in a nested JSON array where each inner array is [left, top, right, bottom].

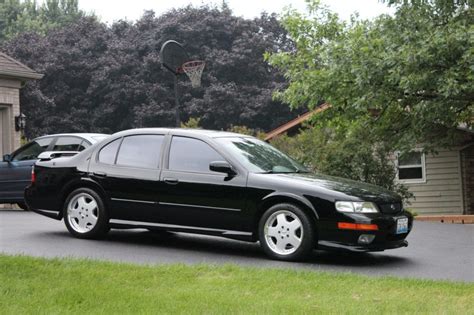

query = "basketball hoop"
[[182, 60, 205, 88]]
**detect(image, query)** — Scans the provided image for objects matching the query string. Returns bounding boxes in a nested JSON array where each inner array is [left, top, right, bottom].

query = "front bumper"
[[317, 211, 413, 252]]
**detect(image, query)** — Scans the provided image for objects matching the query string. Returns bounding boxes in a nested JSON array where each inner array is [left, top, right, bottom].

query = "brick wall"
[[461, 144, 474, 214], [0, 78, 21, 152]]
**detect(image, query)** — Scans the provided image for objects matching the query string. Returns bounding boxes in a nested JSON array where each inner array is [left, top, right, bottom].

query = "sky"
[[77, 0, 395, 23]]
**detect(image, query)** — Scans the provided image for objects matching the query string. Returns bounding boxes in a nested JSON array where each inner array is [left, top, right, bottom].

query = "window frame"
[[165, 135, 232, 175], [115, 134, 165, 170], [11, 136, 56, 161], [51, 136, 87, 152], [396, 149, 426, 184], [96, 134, 165, 170]]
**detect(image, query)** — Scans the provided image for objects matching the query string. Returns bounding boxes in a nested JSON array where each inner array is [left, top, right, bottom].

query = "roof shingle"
[[0, 51, 43, 80]]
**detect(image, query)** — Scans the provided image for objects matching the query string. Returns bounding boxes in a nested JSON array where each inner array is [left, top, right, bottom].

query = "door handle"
[[93, 172, 107, 178], [164, 177, 179, 185]]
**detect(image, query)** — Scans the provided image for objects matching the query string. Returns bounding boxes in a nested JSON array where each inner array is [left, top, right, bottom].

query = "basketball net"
[[182, 60, 205, 88]]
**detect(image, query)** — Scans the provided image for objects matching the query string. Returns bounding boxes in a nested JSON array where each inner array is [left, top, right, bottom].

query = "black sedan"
[[25, 128, 413, 261]]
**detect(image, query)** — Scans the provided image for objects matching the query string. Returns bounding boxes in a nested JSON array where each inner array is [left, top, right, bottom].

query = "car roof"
[[110, 128, 253, 139], [36, 133, 109, 143]]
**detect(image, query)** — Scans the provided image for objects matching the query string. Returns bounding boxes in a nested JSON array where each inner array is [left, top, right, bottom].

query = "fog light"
[[358, 234, 375, 245]]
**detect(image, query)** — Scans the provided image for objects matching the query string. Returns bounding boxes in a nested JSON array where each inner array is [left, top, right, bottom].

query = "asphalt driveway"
[[1, 211, 473, 282]]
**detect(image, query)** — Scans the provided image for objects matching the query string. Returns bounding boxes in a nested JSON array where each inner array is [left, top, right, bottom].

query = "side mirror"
[[2, 154, 11, 162], [209, 161, 236, 176]]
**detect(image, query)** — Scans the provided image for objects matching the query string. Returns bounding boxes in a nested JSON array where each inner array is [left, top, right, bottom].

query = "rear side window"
[[169, 136, 223, 173], [52, 137, 84, 151], [12, 138, 53, 161], [98, 138, 121, 164], [116, 135, 164, 169]]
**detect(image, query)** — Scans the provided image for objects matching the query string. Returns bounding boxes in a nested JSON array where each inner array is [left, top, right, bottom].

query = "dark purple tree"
[[2, 5, 301, 138]]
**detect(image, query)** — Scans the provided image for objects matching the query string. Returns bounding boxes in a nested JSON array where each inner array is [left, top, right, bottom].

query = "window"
[[116, 135, 164, 169], [169, 137, 224, 173], [12, 138, 53, 161], [52, 137, 85, 151], [397, 151, 425, 182], [98, 138, 121, 165]]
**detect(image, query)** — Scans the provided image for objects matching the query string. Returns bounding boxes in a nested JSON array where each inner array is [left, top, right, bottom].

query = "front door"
[[159, 136, 247, 231]]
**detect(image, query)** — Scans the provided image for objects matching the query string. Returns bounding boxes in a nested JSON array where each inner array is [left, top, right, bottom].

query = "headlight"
[[335, 201, 379, 213]]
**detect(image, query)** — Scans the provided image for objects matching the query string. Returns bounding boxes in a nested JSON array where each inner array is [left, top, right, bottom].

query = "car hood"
[[265, 172, 401, 203]]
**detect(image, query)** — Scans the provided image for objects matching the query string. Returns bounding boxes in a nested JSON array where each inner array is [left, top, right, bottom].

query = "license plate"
[[396, 217, 409, 234]]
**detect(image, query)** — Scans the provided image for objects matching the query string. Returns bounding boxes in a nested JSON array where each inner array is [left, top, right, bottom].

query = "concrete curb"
[[415, 215, 474, 224]]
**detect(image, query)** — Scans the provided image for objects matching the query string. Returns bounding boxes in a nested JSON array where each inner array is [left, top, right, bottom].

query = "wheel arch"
[[255, 192, 319, 240], [59, 178, 108, 219]]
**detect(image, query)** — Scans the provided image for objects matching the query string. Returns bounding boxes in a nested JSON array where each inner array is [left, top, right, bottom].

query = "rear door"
[[89, 134, 165, 221], [158, 136, 247, 231], [0, 137, 54, 201]]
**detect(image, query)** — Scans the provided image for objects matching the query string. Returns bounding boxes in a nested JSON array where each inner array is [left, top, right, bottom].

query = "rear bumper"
[[25, 185, 62, 220]]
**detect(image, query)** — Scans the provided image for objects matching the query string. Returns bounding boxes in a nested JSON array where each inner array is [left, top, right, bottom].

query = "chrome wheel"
[[264, 210, 303, 255], [67, 192, 99, 233]]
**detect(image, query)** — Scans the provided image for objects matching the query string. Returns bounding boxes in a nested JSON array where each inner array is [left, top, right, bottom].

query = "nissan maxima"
[[25, 128, 413, 261]]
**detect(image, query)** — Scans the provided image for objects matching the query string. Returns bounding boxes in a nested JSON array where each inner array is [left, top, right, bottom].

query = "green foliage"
[[0, 0, 87, 41], [271, 124, 413, 201], [266, 0, 473, 152], [227, 125, 267, 139], [180, 117, 201, 128]]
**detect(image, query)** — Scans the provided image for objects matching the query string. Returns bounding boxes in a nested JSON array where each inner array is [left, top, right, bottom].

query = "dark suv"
[[1, 133, 108, 209]]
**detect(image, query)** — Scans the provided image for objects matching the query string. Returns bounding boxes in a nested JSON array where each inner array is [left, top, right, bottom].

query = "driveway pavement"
[[1, 211, 473, 282]]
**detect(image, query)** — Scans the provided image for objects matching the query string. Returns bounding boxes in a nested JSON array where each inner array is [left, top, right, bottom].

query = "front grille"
[[378, 202, 403, 214]]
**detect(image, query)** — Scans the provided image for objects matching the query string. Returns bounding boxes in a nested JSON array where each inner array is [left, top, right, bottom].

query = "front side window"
[[116, 135, 164, 169], [397, 151, 425, 182], [12, 138, 53, 161], [52, 137, 85, 151], [169, 137, 224, 173]]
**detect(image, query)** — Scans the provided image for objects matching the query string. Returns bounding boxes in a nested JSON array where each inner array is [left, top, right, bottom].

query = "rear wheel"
[[63, 188, 109, 239], [259, 203, 315, 261]]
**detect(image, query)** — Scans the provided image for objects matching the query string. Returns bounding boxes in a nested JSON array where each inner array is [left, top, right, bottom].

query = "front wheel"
[[259, 203, 315, 261], [63, 188, 109, 239]]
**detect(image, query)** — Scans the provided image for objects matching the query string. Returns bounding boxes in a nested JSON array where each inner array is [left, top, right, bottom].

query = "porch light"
[[15, 113, 26, 131]]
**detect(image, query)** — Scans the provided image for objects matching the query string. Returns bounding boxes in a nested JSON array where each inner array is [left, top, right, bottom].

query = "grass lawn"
[[1, 255, 473, 314]]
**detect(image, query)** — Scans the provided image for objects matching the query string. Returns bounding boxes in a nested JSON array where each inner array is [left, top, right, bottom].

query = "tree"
[[266, 0, 473, 152], [0, 0, 87, 41], [2, 5, 303, 138]]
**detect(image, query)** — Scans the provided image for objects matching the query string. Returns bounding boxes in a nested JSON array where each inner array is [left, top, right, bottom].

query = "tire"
[[63, 188, 109, 239], [17, 202, 29, 211], [259, 203, 315, 261]]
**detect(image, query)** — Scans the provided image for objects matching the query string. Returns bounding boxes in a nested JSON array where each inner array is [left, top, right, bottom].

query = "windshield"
[[215, 137, 308, 173]]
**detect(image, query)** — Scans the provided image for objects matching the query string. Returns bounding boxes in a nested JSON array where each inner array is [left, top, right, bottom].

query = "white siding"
[[403, 149, 463, 214]]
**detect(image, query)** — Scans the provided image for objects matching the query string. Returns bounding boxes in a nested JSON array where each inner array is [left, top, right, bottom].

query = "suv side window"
[[169, 136, 224, 173], [12, 138, 53, 161], [116, 135, 164, 169], [52, 136, 87, 151], [98, 138, 121, 165]]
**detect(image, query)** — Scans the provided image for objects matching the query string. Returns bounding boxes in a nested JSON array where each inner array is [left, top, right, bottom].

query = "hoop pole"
[[173, 75, 180, 127]]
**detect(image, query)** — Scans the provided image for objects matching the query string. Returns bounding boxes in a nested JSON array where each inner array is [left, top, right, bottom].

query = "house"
[[265, 108, 474, 215], [0, 52, 43, 156]]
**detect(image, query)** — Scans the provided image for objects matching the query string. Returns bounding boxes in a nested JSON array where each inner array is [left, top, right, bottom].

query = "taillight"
[[31, 166, 36, 184]]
